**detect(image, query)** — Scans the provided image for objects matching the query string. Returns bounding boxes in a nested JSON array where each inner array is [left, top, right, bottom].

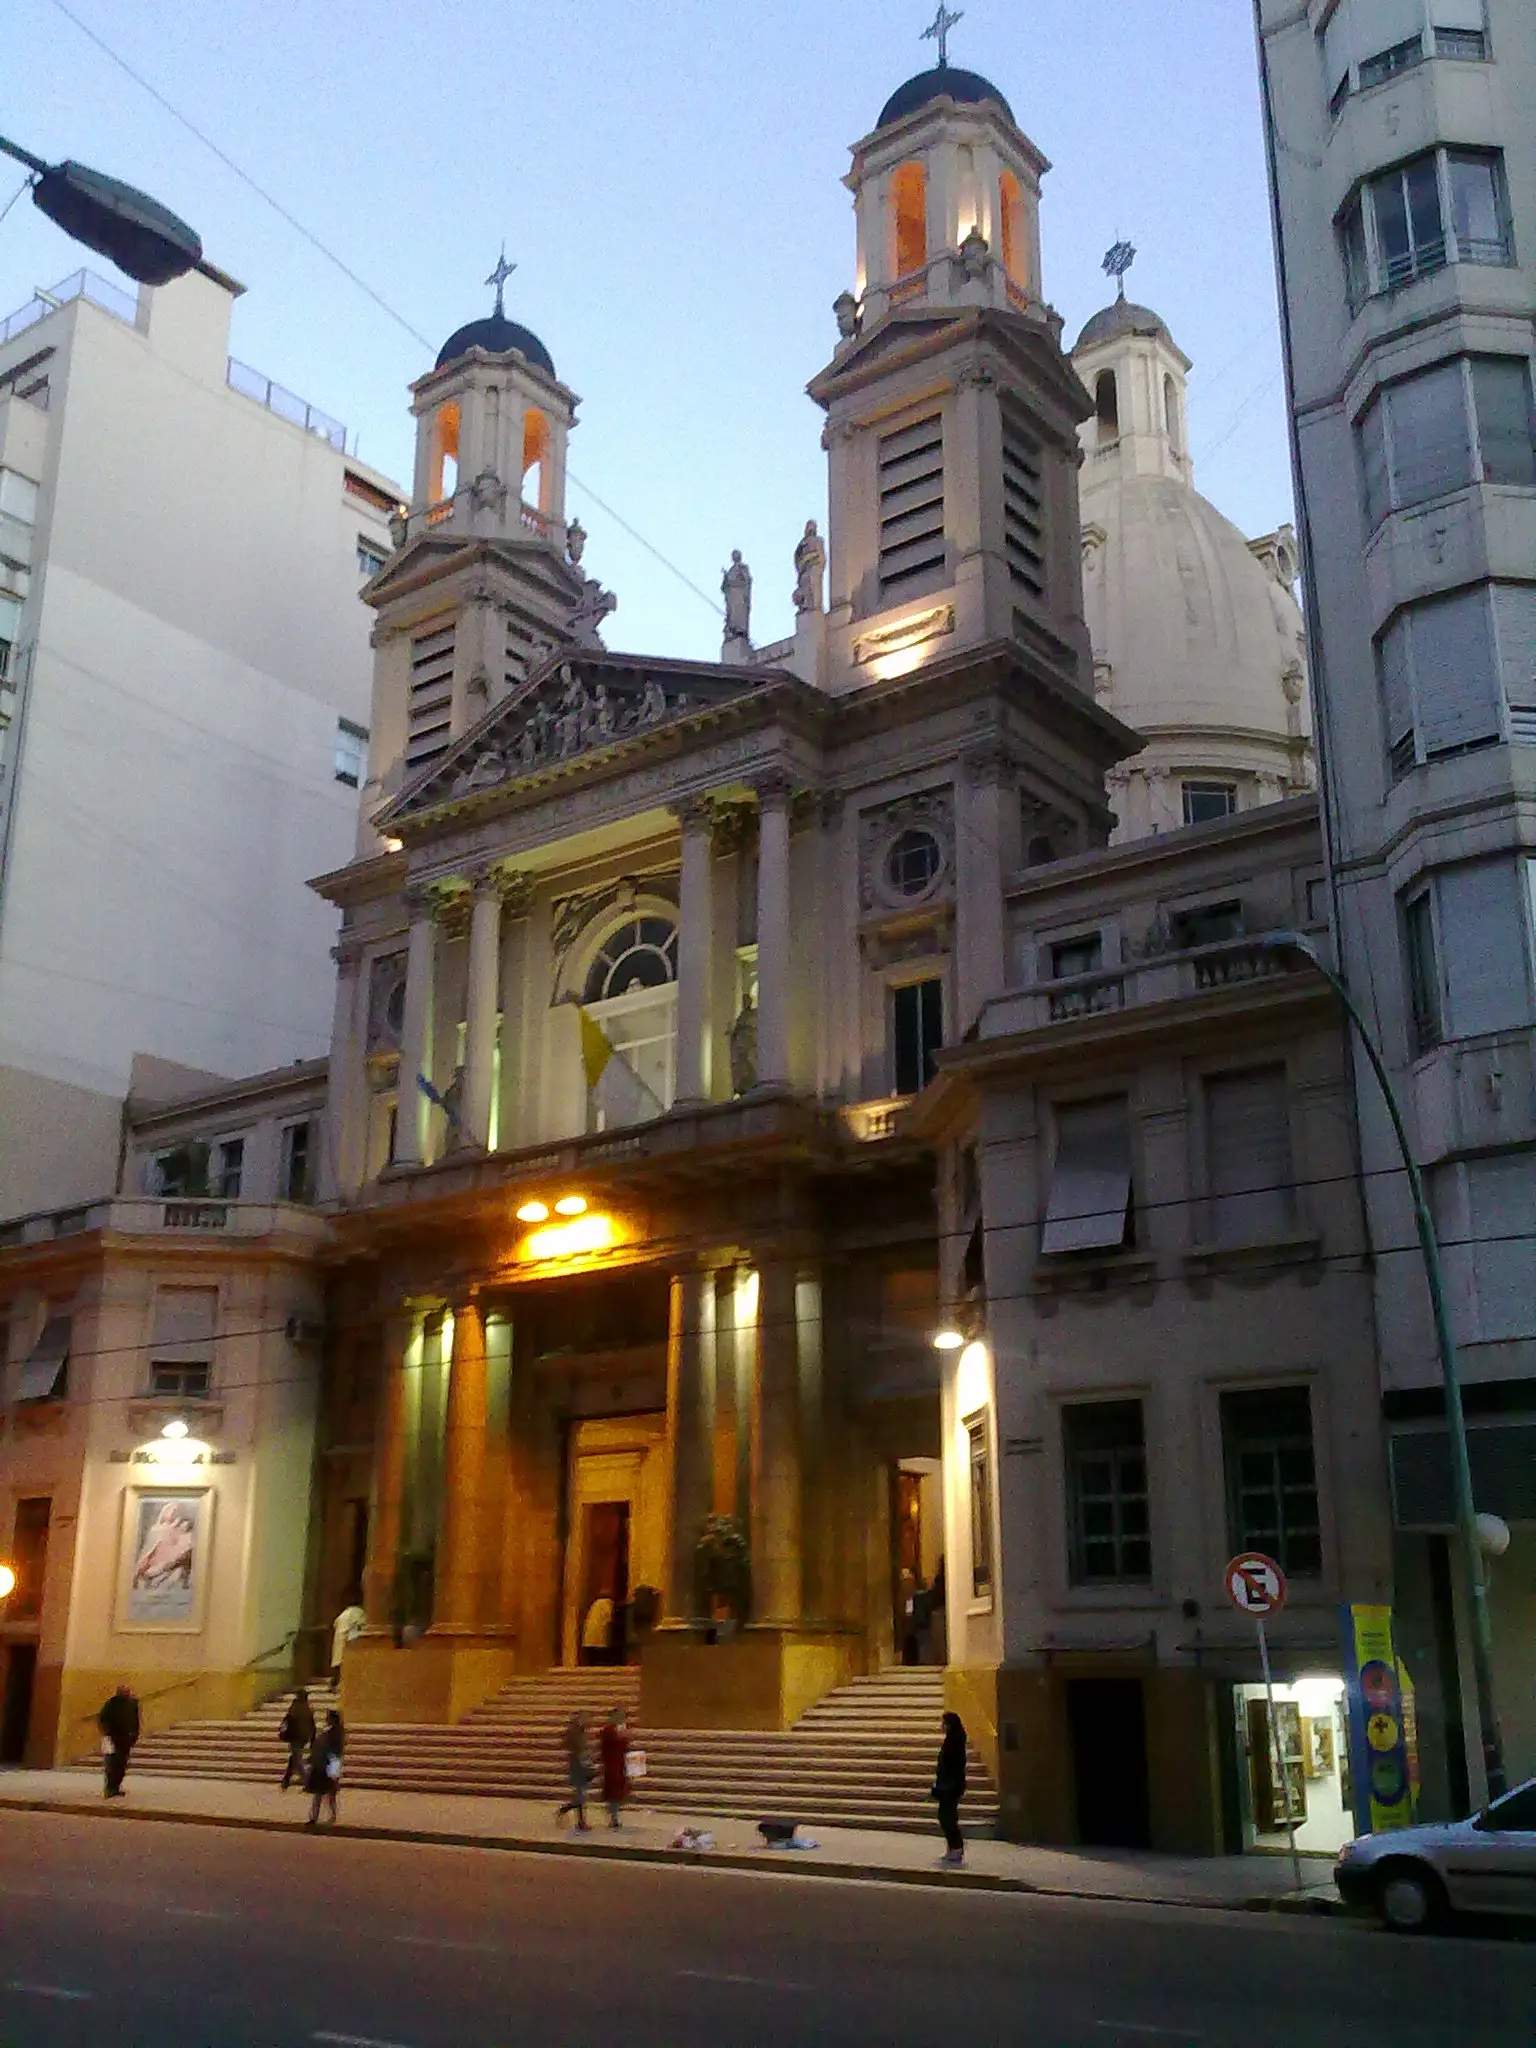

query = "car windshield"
[[1480, 1782, 1536, 1831]]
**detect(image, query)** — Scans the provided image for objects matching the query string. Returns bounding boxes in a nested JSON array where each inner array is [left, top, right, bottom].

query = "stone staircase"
[[127, 1664, 996, 1835]]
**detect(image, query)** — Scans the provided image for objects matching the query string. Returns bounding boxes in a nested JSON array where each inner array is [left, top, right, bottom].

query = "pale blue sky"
[[9, 0, 1291, 660]]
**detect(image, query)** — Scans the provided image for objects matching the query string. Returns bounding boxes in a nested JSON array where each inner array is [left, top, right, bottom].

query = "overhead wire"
[[43, 0, 725, 623]]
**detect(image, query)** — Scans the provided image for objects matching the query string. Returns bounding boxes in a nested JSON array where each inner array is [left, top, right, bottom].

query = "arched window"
[[1164, 375, 1182, 456], [892, 162, 928, 280], [998, 172, 1027, 288], [430, 401, 460, 506], [580, 915, 679, 1129], [1095, 371, 1119, 441], [522, 409, 551, 514]]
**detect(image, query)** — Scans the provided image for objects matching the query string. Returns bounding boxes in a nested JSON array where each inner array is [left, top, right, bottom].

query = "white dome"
[[1072, 302, 1314, 842]]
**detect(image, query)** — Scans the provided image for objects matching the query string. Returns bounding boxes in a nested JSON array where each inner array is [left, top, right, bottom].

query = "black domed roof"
[[435, 311, 555, 378], [878, 65, 1014, 129], [1074, 299, 1170, 354]]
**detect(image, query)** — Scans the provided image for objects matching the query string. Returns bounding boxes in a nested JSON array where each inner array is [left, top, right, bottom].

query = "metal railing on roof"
[[0, 268, 138, 348], [226, 357, 347, 451]]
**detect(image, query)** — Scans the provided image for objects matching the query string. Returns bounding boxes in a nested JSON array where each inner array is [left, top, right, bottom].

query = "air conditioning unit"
[[284, 1316, 326, 1347]]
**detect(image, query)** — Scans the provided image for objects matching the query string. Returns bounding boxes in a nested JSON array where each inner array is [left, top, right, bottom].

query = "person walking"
[[279, 1687, 315, 1791], [598, 1706, 630, 1830], [556, 1709, 592, 1830], [329, 1597, 366, 1690], [305, 1708, 345, 1828], [97, 1684, 140, 1799], [931, 1709, 968, 1867]]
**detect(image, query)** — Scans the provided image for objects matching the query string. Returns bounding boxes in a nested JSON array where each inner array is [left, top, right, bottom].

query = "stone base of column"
[[638, 1624, 865, 1731], [340, 1628, 519, 1726]]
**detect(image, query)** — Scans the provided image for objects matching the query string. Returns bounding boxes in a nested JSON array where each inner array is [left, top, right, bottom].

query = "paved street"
[[0, 1811, 1530, 2048]]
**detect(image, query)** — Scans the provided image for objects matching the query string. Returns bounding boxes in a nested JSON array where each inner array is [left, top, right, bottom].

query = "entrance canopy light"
[[932, 1326, 966, 1352], [160, 1417, 189, 1440], [0, 1563, 15, 1601], [554, 1194, 588, 1217], [515, 1200, 550, 1224]]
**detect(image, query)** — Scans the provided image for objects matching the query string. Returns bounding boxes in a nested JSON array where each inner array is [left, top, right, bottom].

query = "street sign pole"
[[1255, 1615, 1303, 1891]]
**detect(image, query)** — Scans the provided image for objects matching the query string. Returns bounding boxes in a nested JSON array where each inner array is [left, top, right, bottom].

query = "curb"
[[0, 1792, 1343, 1917]]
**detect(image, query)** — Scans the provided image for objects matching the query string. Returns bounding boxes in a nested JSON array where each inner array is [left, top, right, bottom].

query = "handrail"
[[71, 1629, 299, 1736]]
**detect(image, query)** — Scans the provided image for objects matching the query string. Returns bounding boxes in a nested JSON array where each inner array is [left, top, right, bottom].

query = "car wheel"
[[1374, 1861, 1447, 1934]]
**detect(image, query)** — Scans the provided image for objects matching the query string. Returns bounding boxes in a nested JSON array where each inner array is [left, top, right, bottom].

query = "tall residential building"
[[1256, 0, 1535, 1807], [0, 266, 402, 1220]]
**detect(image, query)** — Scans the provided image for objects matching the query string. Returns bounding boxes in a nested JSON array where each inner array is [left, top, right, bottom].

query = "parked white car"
[[1334, 1778, 1536, 1930]]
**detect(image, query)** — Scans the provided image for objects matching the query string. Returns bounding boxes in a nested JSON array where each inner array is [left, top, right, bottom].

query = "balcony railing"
[[984, 931, 1317, 1042], [226, 357, 347, 451], [0, 1197, 330, 1248], [0, 268, 137, 348]]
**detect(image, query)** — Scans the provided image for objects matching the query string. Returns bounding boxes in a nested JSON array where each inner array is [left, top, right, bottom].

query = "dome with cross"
[[436, 247, 556, 378]]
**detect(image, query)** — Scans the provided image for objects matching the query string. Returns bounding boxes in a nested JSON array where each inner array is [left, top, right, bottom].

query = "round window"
[[887, 827, 942, 899]]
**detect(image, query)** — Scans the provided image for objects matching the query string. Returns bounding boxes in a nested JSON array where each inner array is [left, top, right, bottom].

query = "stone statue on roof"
[[793, 520, 826, 615], [722, 551, 752, 643]]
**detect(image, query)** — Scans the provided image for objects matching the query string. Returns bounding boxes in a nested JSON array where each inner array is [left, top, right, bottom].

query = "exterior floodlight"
[[554, 1194, 588, 1217], [932, 1328, 966, 1352], [161, 1417, 190, 1440], [0, 1563, 15, 1601], [1476, 1513, 1511, 1559], [516, 1200, 550, 1224]]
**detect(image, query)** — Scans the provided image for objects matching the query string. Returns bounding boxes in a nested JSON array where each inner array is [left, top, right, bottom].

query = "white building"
[[1256, 0, 1536, 1809], [0, 265, 401, 1221]]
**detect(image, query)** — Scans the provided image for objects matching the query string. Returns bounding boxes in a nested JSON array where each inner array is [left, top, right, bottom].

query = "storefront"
[[1232, 1673, 1357, 1855]]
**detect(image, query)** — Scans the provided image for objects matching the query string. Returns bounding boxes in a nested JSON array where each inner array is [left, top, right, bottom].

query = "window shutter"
[[1468, 1157, 1536, 1342], [1322, 1, 1355, 92], [1041, 1098, 1132, 1254], [1378, 615, 1413, 757], [1357, 397, 1389, 527], [151, 1287, 218, 1364], [1429, 0, 1486, 25], [1473, 359, 1536, 488], [1438, 860, 1525, 1037], [15, 1316, 70, 1401], [1364, 0, 1427, 49], [1492, 583, 1536, 716], [1206, 1067, 1293, 1244], [1409, 588, 1501, 756], [878, 415, 945, 593], [1387, 362, 1471, 507]]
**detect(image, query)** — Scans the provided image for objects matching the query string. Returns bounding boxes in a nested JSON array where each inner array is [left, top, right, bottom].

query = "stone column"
[[664, 1266, 717, 1621], [325, 939, 368, 1199], [754, 775, 793, 1089], [436, 1296, 490, 1629], [462, 871, 503, 1150], [752, 1257, 804, 1626], [395, 887, 437, 1166], [672, 797, 715, 1106], [362, 1311, 414, 1624]]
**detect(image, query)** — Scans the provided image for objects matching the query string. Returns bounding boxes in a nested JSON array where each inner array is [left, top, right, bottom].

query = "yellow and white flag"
[[576, 1004, 663, 1127]]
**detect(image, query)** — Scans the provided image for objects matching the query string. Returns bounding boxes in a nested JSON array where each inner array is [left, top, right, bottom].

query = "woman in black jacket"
[[305, 1710, 345, 1828], [932, 1711, 968, 1866]]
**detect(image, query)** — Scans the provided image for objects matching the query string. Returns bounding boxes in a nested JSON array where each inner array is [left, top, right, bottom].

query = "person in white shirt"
[[330, 1599, 366, 1688]]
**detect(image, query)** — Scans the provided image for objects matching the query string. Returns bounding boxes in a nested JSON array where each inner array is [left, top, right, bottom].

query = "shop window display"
[[1234, 1674, 1357, 1855]]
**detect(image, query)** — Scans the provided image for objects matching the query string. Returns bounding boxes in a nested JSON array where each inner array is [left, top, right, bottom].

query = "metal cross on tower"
[[922, 4, 964, 68], [1102, 240, 1136, 301], [485, 244, 517, 317]]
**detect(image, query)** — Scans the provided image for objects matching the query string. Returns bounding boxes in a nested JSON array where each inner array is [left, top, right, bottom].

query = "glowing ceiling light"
[[522, 1213, 615, 1261], [161, 1417, 189, 1439], [932, 1328, 966, 1351], [516, 1200, 550, 1223], [554, 1194, 588, 1216], [0, 1563, 15, 1600]]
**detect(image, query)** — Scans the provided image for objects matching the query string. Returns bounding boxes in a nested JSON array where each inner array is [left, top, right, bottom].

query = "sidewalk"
[[0, 1768, 1344, 1916]]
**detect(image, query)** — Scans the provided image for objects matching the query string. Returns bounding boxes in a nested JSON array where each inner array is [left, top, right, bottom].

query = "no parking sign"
[[1224, 1551, 1301, 1884]]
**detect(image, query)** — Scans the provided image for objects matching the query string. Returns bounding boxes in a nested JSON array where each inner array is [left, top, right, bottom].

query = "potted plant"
[[694, 1516, 752, 1637]]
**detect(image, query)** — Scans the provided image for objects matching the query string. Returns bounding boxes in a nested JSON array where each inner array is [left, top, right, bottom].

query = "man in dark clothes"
[[97, 1684, 140, 1798], [279, 1687, 316, 1790]]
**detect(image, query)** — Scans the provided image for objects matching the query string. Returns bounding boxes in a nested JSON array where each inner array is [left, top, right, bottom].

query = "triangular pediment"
[[379, 649, 782, 829]]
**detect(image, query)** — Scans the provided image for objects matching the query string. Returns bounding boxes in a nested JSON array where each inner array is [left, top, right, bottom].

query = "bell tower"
[[358, 255, 584, 837], [809, 41, 1093, 696]]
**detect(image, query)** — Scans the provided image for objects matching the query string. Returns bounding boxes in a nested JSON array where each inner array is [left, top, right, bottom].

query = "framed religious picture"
[[116, 1488, 213, 1632]]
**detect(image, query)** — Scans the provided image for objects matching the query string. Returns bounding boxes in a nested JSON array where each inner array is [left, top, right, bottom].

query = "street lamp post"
[[0, 133, 203, 287], [1263, 931, 1506, 1802]]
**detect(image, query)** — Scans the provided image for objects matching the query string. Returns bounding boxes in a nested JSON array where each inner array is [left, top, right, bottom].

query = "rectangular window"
[[1372, 153, 1446, 289], [150, 1287, 217, 1390], [1050, 934, 1102, 980], [1172, 899, 1244, 949], [1351, 147, 1513, 302], [1380, 361, 1473, 518], [1438, 861, 1529, 1038], [1472, 358, 1536, 488], [7, 1497, 51, 1619], [407, 623, 456, 773], [1064, 1400, 1151, 1584], [877, 414, 946, 594], [15, 1314, 70, 1402], [966, 1412, 994, 1599], [1206, 1066, 1294, 1243], [1378, 588, 1502, 774], [334, 717, 368, 787], [356, 537, 387, 577], [1001, 409, 1047, 599], [1359, 35, 1424, 89], [892, 978, 943, 1096], [1357, 392, 1390, 529], [1433, 25, 1485, 58], [1495, 584, 1536, 728], [1447, 151, 1507, 265], [0, 468, 38, 526], [1222, 1387, 1322, 1578], [214, 1139, 244, 1199], [1340, 196, 1370, 313], [1041, 1096, 1133, 1255], [1403, 890, 1443, 1053], [1182, 781, 1237, 826], [280, 1121, 314, 1203], [150, 1361, 211, 1399]]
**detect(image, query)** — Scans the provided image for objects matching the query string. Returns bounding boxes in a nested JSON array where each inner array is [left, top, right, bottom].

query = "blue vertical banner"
[[1340, 1604, 1417, 1835]]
